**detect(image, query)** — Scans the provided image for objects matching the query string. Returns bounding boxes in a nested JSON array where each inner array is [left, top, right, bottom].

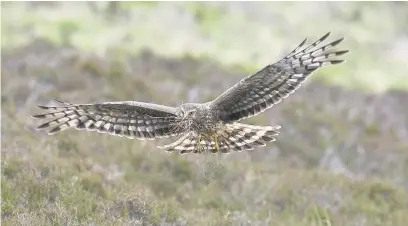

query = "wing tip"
[[36, 123, 50, 130], [331, 60, 345, 65], [36, 105, 50, 110], [36, 99, 71, 110], [322, 31, 331, 40], [31, 114, 44, 119], [335, 50, 350, 56], [331, 37, 345, 47], [53, 99, 70, 105], [48, 127, 61, 135], [299, 38, 307, 47]]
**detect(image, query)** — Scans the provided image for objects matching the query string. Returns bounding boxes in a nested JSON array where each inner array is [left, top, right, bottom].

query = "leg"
[[195, 135, 202, 153], [213, 134, 220, 153]]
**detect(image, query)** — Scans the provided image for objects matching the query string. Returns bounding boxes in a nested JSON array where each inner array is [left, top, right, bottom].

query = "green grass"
[[2, 138, 407, 225], [2, 40, 408, 224]]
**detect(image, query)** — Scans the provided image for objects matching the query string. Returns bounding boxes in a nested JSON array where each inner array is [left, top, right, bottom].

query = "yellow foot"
[[213, 134, 219, 153]]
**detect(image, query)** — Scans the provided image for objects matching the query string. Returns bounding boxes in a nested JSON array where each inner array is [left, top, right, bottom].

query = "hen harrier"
[[33, 32, 348, 154]]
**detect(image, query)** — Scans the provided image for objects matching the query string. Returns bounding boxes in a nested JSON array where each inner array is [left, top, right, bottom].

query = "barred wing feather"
[[209, 32, 348, 122], [32, 100, 180, 139]]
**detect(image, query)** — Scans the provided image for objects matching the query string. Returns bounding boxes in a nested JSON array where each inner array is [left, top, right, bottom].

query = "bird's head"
[[177, 104, 198, 120]]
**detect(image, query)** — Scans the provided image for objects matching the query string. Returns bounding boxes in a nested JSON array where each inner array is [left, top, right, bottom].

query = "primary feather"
[[32, 100, 181, 139], [210, 32, 348, 122]]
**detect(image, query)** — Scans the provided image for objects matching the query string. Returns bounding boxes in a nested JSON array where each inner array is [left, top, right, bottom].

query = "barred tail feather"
[[159, 123, 280, 154]]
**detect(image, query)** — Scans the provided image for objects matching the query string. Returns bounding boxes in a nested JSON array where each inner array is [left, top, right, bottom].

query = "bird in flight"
[[33, 32, 348, 154]]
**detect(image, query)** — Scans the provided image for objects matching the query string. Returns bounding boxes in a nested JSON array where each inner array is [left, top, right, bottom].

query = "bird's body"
[[175, 103, 220, 134], [33, 32, 348, 154]]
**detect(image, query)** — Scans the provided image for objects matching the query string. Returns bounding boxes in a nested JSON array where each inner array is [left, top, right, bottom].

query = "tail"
[[158, 123, 280, 154]]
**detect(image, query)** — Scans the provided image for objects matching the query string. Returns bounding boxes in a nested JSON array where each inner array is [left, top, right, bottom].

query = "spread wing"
[[209, 32, 348, 122], [32, 99, 181, 140]]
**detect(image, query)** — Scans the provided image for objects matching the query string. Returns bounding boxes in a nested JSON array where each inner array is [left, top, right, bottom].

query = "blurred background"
[[1, 2, 408, 225]]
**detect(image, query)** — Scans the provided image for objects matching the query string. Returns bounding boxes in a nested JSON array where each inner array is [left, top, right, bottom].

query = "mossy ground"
[[2, 2, 408, 226]]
